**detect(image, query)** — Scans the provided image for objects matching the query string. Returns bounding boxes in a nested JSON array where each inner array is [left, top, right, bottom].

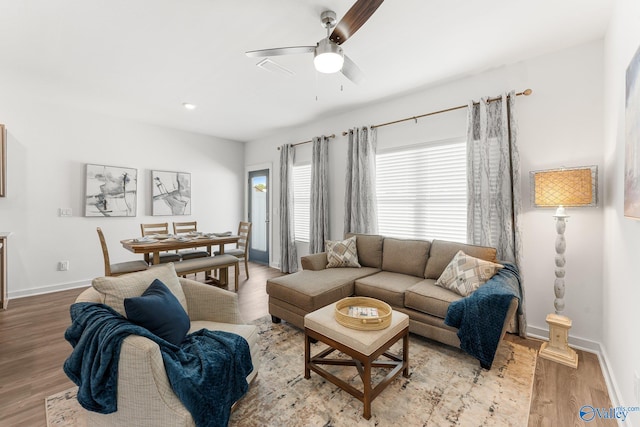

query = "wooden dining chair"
[[140, 222, 182, 264], [172, 221, 210, 260], [96, 227, 149, 277], [215, 221, 251, 279]]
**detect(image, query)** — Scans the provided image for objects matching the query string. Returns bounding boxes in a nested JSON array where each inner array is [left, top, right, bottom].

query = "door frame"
[[245, 163, 273, 268]]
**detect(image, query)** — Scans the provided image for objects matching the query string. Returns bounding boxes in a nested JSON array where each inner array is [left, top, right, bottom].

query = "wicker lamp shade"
[[531, 166, 597, 208], [531, 165, 597, 369]]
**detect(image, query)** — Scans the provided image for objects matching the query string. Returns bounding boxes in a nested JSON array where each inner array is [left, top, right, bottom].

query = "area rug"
[[46, 316, 536, 426]]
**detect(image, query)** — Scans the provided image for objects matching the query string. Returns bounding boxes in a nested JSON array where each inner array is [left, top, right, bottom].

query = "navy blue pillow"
[[124, 279, 190, 346]]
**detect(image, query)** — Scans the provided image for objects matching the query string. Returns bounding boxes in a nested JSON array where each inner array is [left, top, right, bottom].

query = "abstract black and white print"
[[85, 164, 137, 217]]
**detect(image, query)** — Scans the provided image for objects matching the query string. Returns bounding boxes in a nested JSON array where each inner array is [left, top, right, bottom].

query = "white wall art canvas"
[[85, 164, 137, 217], [152, 170, 191, 216], [625, 44, 640, 219]]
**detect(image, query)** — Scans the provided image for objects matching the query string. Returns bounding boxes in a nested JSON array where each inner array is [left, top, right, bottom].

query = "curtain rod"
[[277, 134, 336, 150], [341, 88, 532, 136], [277, 88, 532, 149]]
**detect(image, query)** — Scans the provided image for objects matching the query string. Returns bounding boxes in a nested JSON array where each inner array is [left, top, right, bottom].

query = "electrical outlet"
[[58, 260, 69, 271], [58, 208, 72, 217]]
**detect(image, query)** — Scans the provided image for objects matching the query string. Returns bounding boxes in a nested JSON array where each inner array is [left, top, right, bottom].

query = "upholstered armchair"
[[74, 264, 260, 426]]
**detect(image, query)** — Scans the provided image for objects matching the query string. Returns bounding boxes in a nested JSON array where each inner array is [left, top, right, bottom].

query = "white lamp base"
[[539, 313, 578, 368]]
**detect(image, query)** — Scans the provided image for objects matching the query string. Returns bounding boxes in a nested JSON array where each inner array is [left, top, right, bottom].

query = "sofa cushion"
[[354, 271, 424, 307], [326, 236, 361, 268], [381, 238, 431, 278], [435, 250, 504, 296], [266, 268, 379, 313], [93, 263, 187, 317], [346, 233, 384, 268], [424, 240, 497, 279], [124, 279, 191, 346], [404, 279, 464, 319]]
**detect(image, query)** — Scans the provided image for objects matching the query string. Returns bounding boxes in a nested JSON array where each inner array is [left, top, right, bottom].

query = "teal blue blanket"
[[64, 302, 253, 427], [444, 263, 522, 369]]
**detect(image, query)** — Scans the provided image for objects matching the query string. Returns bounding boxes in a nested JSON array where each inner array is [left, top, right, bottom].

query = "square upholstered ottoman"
[[303, 302, 410, 419]]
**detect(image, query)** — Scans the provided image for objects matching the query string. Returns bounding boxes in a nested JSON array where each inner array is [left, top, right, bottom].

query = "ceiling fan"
[[245, 0, 384, 84]]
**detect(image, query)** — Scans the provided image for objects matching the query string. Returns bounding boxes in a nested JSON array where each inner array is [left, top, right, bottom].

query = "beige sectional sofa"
[[266, 234, 520, 368]]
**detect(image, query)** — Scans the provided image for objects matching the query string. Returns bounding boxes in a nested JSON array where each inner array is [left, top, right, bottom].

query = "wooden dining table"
[[121, 234, 240, 284]]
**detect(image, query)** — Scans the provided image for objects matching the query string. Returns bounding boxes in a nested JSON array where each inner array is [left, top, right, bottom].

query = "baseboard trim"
[[597, 346, 622, 407], [527, 325, 601, 353], [527, 325, 626, 424], [8, 280, 90, 300]]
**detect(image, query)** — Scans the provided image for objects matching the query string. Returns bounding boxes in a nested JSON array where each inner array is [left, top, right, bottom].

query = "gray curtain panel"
[[466, 91, 526, 336], [344, 126, 378, 235], [310, 136, 329, 254], [279, 144, 298, 273]]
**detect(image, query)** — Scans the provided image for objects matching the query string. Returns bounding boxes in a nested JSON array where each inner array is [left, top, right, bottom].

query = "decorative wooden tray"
[[335, 297, 392, 330]]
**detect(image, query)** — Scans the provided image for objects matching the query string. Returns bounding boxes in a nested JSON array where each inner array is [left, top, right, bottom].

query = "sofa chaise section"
[[267, 267, 379, 329]]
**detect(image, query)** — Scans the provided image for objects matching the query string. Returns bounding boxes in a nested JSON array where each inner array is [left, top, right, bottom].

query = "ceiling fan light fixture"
[[314, 39, 344, 74]]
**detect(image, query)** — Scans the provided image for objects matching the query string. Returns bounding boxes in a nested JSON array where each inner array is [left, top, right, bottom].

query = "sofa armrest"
[[180, 278, 244, 324], [499, 298, 519, 342], [301, 252, 328, 270], [75, 287, 105, 304]]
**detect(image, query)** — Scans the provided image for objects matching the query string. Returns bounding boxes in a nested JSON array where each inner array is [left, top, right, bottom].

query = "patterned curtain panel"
[[310, 136, 329, 254], [279, 144, 298, 273], [344, 126, 378, 235], [466, 91, 526, 336]]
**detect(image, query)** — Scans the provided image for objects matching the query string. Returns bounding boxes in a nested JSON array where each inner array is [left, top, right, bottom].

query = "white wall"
[[0, 93, 244, 298], [603, 0, 640, 412], [245, 41, 605, 348]]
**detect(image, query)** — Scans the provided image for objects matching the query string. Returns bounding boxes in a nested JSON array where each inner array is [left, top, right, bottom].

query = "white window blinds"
[[376, 138, 467, 242], [292, 163, 311, 242]]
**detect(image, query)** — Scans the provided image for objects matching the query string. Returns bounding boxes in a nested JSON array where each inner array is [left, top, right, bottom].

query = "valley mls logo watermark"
[[579, 405, 640, 422]]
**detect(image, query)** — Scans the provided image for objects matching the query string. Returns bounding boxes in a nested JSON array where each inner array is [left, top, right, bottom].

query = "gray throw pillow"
[[326, 236, 361, 268], [435, 250, 503, 297]]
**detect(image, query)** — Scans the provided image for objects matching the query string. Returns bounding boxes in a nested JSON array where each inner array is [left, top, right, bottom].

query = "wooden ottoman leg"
[[363, 359, 372, 420], [304, 330, 311, 379], [403, 331, 410, 377]]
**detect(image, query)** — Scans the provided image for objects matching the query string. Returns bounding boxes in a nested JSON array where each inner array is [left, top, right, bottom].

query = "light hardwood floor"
[[0, 263, 612, 426]]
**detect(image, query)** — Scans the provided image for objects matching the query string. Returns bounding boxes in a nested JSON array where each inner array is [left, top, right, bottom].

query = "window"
[[292, 163, 311, 242], [376, 138, 467, 242]]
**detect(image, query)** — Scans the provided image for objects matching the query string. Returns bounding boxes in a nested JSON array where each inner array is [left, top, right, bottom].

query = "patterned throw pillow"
[[326, 236, 361, 268], [435, 250, 504, 297]]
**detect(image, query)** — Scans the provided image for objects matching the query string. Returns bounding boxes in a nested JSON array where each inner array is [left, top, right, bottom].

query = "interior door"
[[248, 169, 269, 265]]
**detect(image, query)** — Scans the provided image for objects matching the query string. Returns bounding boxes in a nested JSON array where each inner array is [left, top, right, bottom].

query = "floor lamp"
[[530, 166, 597, 369]]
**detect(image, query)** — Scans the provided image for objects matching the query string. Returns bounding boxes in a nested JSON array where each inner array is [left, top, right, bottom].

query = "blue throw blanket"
[[64, 302, 253, 427], [444, 263, 522, 369]]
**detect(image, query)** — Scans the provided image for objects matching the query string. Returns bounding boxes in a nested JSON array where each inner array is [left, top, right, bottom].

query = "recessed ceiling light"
[[182, 102, 197, 110]]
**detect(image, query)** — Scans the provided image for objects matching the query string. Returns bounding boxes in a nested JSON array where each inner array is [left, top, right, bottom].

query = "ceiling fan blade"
[[341, 55, 364, 84], [330, 0, 384, 45], [245, 46, 315, 58]]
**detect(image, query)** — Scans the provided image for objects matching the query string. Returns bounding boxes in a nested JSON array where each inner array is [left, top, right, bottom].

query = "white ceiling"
[[0, 0, 612, 142]]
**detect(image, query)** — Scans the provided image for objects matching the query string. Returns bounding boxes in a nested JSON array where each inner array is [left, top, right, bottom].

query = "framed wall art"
[[151, 170, 191, 216], [625, 44, 640, 219], [85, 164, 137, 217], [0, 124, 5, 197]]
